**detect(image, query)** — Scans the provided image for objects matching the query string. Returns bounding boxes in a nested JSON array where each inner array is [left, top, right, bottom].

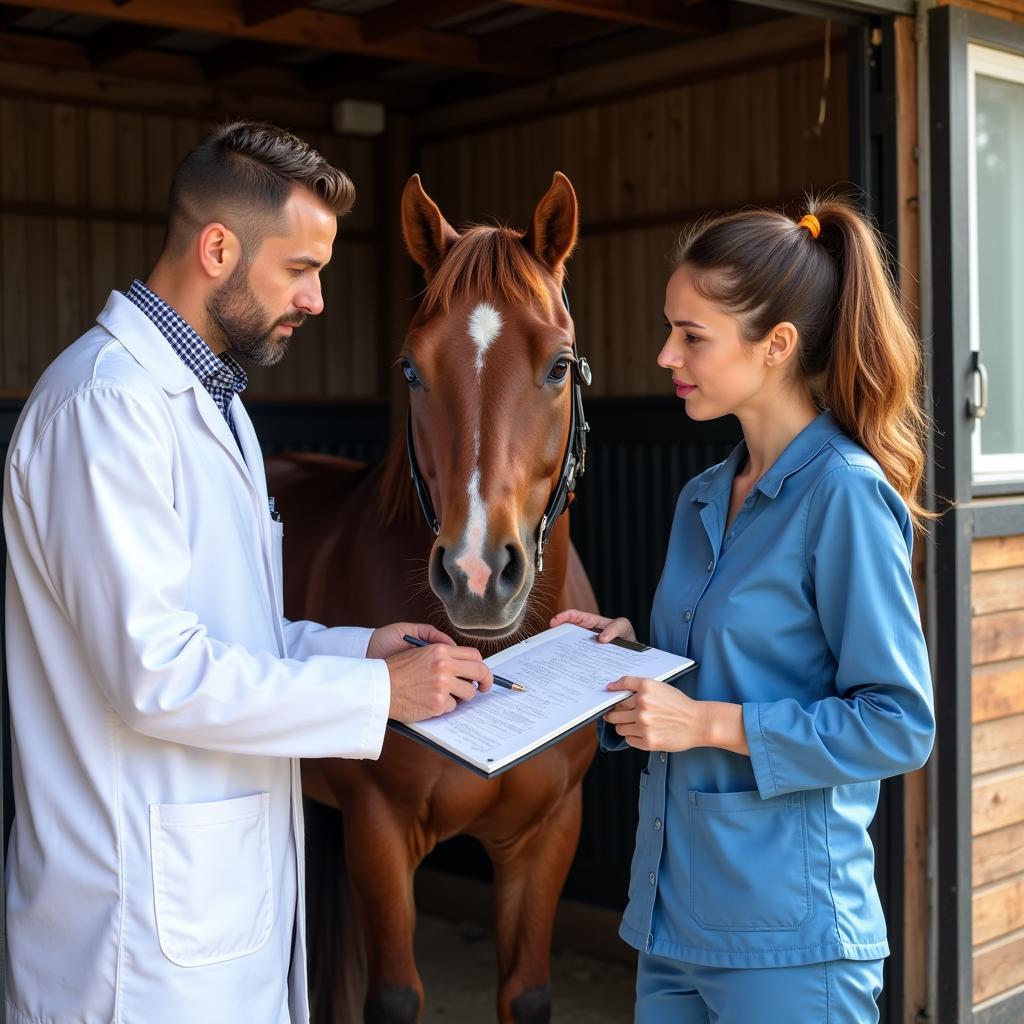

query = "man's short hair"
[[165, 120, 355, 258]]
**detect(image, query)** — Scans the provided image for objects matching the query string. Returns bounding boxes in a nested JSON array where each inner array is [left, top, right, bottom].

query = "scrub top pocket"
[[688, 789, 810, 931], [149, 791, 274, 967]]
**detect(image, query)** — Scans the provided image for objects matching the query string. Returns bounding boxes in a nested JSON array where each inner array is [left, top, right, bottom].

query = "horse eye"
[[548, 359, 570, 383], [400, 360, 421, 386]]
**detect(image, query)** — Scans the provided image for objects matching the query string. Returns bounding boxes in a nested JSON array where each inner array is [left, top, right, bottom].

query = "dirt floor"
[[414, 913, 636, 1023]]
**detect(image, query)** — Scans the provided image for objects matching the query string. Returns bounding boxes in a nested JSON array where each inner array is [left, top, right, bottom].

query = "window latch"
[[966, 350, 988, 421]]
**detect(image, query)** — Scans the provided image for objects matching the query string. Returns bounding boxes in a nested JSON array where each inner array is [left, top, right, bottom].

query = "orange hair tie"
[[797, 214, 821, 239]]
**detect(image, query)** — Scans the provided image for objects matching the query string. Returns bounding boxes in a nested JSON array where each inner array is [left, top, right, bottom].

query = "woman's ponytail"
[[675, 195, 931, 532], [806, 197, 931, 531]]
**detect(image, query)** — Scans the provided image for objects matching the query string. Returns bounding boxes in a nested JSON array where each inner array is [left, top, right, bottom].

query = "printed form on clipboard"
[[388, 621, 696, 778]]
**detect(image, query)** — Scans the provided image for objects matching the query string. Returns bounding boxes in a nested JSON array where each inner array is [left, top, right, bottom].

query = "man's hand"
[[550, 608, 637, 644], [385, 643, 494, 723], [366, 622, 454, 660]]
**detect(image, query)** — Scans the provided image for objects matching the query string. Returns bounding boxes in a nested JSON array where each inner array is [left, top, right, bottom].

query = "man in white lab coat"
[[2, 120, 492, 1024]]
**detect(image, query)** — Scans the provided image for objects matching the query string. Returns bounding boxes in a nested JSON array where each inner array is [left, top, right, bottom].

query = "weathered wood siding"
[[941, 0, 1024, 26], [971, 535, 1024, 1006], [0, 96, 381, 398], [417, 45, 848, 398]]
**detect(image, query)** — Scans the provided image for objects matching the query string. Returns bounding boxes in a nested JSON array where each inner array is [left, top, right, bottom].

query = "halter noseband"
[[405, 286, 591, 573]]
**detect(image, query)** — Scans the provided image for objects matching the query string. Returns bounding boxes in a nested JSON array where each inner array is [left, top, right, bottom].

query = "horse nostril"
[[495, 543, 526, 600], [430, 546, 456, 600]]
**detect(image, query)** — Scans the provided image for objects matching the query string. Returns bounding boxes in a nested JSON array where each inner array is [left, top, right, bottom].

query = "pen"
[[400, 635, 527, 692]]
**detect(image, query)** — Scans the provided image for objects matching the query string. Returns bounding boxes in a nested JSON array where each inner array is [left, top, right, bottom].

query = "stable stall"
[[1, 2, 1023, 1022]]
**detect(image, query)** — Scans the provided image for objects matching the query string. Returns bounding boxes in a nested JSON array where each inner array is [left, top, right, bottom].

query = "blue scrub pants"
[[636, 952, 884, 1023]]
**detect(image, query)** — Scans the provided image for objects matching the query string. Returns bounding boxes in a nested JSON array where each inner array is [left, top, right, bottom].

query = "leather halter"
[[406, 287, 591, 573]]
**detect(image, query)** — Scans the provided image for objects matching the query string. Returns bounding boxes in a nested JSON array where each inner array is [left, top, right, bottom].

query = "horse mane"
[[376, 224, 559, 529], [375, 433, 419, 530]]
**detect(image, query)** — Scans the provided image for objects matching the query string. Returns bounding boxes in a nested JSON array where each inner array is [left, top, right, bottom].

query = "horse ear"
[[524, 172, 578, 272], [401, 174, 460, 280]]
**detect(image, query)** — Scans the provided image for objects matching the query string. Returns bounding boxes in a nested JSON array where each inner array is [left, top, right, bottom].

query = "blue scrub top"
[[609, 412, 934, 968]]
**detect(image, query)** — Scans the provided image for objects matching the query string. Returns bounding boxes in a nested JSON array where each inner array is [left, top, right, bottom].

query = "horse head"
[[399, 172, 589, 643]]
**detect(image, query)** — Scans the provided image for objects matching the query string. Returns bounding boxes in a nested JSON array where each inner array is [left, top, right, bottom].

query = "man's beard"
[[206, 262, 305, 368]]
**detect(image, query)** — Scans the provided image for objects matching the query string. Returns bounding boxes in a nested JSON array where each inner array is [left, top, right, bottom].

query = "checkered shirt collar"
[[124, 279, 248, 407]]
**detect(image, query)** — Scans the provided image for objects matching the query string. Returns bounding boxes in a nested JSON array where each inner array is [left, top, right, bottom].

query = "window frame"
[[967, 42, 1024, 486]]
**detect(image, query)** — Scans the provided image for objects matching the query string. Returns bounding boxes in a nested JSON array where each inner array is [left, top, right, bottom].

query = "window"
[[968, 44, 1024, 483]]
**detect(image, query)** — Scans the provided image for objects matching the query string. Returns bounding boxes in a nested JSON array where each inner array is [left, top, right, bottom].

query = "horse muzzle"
[[428, 536, 534, 639]]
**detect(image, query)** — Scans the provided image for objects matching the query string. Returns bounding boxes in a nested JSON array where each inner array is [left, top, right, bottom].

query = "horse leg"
[[485, 786, 583, 1024], [343, 796, 424, 1024]]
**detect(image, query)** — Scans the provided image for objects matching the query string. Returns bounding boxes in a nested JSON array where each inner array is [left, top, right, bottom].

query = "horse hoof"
[[364, 987, 420, 1024], [511, 984, 552, 1024]]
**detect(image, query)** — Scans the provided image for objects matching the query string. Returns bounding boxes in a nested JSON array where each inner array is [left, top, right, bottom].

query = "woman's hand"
[[550, 608, 636, 644], [603, 678, 749, 755]]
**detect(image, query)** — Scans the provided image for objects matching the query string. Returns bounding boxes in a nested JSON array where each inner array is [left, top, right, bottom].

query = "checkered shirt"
[[125, 279, 248, 436]]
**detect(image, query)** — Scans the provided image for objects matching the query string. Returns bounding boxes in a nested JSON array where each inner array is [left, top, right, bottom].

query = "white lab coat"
[[3, 291, 390, 1024]]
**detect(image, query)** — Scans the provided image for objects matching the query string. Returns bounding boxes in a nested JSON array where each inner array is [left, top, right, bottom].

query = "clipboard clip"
[[589, 627, 650, 653]]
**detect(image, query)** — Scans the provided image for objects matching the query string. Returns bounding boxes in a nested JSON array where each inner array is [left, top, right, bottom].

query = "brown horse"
[[267, 172, 599, 1024]]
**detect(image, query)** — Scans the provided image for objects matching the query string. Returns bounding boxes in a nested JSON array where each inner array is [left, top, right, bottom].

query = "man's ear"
[[197, 223, 241, 282]]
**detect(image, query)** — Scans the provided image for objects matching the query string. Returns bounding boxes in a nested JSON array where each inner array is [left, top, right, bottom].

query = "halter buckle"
[[536, 514, 548, 573]]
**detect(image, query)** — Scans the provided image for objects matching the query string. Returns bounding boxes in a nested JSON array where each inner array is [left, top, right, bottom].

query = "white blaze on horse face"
[[453, 304, 502, 597], [468, 302, 502, 376], [456, 451, 492, 598]]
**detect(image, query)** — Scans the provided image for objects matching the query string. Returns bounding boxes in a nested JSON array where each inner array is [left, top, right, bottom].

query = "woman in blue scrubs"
[[553, 199, 935, 1023]]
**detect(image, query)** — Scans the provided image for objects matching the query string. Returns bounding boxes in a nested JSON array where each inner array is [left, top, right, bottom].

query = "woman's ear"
[[765, 322, 800, 367]]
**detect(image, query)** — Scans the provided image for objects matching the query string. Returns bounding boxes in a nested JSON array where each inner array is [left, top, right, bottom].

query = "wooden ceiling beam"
[[0, 4, 27, 28], [0, 0, 548, 76], [86, 22, 172, 65], [502, 0, 727, 34], [359, 0, 488, 44], [479, 12, 616, 59], [242, 0, 310, 28], [200, 39, 289, 81]]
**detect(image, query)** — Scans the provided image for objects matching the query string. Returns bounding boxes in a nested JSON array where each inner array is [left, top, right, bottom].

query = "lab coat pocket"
[[150, 792, 274, 967], [688, 789, 810, 931]]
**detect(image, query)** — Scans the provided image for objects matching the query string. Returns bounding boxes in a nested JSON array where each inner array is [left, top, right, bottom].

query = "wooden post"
[[894, 14, 928, 1024]]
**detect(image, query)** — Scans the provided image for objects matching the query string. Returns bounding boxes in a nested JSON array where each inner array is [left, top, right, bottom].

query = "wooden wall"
[[970, 534, 1024, 1008], [0, 96, 381, 399], [941, 0, 1024, 26], [417, 43, 848, 397]]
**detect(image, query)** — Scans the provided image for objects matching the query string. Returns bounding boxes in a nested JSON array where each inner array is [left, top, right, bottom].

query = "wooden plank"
[[935, 0, 1024, 26], [973, 609, 1024, 665], [1, 214, 29, 388], [973, 714, 1024, 775], [504, 0, 728, 35], [974, 874, 1024, 946], [1, 0, 546, 77], [974, 766, 1024, 836], [973, 535, 1024, 572], [974, 930, 1024, 1005], [974, 822, 1024, 888], [894, 14, 920, 328], [0, 97, 26, 201], [974, 660, 1024, 724], [359, 0, 486, 43], [0, 40, 332, 130], [973, 566, 1024, 616], [415, 16, 840, 139]]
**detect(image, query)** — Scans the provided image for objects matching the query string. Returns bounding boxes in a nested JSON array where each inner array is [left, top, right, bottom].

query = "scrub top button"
[[706, 560, 714, 571], [649, 872, 656, 885], [659, 752, 667, 763], [654, 818, 662, 831], [683, 610, 692, 621]]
